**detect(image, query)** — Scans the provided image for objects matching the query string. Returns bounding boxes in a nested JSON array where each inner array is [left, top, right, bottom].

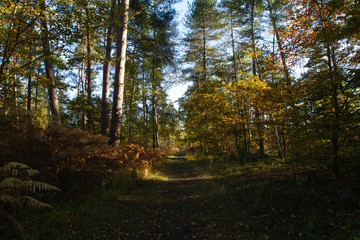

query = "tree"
[[40, 0, 61, 125], [184, 0, 224, 82], [101, 0, 118, 136], [285, 0, 360, 174], [109, 0, 130, 146]]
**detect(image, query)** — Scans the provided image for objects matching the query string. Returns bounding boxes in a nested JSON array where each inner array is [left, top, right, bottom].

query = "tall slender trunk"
[[326, 44, 340, 175], [35, 70, 39, 112], [27, 44, 33, 111], [151, 62, 159, 148], [85, 1, 93, 130], [142, 71, 148, 147], [202, 21, 207, 81], [40, 0, 61, 125], [3, 72, 7, 116], [109, 0, 129, 146], [128, 74, 136, 143], [152, 94, 159, 148], [143, 94, 148, 147], [230, 10, 237, 83], [80, 57, 87, 128], [266, 0, 291, 86], [13, 59, 18, 108], [101, 0, 117, 136], [243, 122, 248, 160], [250, 1, 265, 156], [317, 0, 340, 175]]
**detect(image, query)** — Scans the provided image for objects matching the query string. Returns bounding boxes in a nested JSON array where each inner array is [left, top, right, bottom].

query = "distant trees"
[[0, 0, 179, 148], [184, 0, 224, 82], [180, 0, 360, 172]]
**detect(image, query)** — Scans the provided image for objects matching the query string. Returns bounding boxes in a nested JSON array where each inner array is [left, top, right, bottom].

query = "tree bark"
[[202, 24, 207, 81], [26, 43, 33, 111], [128, 74, 136, 143], [142, 70, 148, 147], [266, 0, 291, 86], [109, 0, 129, 146], [152, 94, 159, 148], [230, 10, 238, 83], [250, 1, 265, 156], [101, 0, 117, 136], [40, 1, 61, 125]]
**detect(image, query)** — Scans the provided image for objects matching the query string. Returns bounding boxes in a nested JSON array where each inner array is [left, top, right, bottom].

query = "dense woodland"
[[1, 0, 360, 238]]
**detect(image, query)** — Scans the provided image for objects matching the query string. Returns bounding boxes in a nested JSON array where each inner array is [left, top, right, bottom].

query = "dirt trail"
[[138, 158, 225, 240], [71, 158, 228, 240]]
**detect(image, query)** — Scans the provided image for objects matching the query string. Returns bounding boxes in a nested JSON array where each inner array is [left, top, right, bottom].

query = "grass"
[[2, 157, 360, 239], [192, 157, 360, 239]]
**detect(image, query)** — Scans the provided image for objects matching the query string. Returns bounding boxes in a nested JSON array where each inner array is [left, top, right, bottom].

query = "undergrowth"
[[0, 113, 167, 239], [191, 156, 360, 239]]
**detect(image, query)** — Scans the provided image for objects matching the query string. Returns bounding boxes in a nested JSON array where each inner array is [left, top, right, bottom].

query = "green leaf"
[[20, 196, 53, 209]]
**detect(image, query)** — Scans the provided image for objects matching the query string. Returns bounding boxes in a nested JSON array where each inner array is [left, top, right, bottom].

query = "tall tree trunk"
[[316, 0, 340, 175], [85, 1, 93, 130], [266, 0, 291, 86], [35, 71, 39, 112], [152, 94, 159, 148], [230, 10, 238, 83], [3, 75, 7, 116], [142, 71, 148, 147], [250, 1, 265, 156], [109, 0, 129, 146], [202, 25, 207, 81], [143, 94, 148, 147], [128, 74, 136, 143], [13, 59, 17, 108], [40, 1, 61, 125], [27, 44, 33, 111], [101, 0, 117, 136], [80, 57, 87, 128]]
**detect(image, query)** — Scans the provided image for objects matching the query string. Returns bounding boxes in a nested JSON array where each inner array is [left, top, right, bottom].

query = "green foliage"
[[0, 162, 60, 207], [0, 161, 60, 235], [184, 0, 225, 82]]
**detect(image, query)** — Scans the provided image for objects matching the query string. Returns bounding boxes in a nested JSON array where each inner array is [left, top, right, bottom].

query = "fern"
[[24, 180, 60, 193], [20, 196, 53, 209], [0, 162, 60, 230], [0, 194, 21, 207], [1, 162, 39, 177], [0, 177, 27, 189]]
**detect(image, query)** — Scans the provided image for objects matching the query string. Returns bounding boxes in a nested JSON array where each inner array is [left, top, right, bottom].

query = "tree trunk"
[[316, 0, 340, 175], [143, 94, 148, 147], [109, 0, 129, 146], [142, 71, 148, 147], [35, 72, 39, 112], [250, 1, 265, 156], [85, 1, 93, 130], [202, 24, 207, 81], [152, 94, 159, 148], [101, 0, 117, 136], [266, 0, 291, 86], [40, 1, 61, 125], [128, 74, 136, 143], [80, 57, 87, 128], [27, 44, 33, 111], [230, 10, 238, 83]]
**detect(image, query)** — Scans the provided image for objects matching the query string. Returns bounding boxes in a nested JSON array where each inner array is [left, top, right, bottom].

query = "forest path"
[[68, 157, 360, 240], [137, 158, 225, 239], [71, 158, 236, 240]]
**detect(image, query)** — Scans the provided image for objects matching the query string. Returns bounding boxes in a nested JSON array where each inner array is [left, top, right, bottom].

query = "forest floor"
[[13, 157, 360, 240], [62, 157, 359, 240]]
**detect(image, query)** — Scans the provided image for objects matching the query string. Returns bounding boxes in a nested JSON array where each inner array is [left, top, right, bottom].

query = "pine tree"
[[184, 0, 224, 83]]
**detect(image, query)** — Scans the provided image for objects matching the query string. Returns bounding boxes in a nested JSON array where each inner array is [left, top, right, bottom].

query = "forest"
[[0, 0, 360, 239]]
